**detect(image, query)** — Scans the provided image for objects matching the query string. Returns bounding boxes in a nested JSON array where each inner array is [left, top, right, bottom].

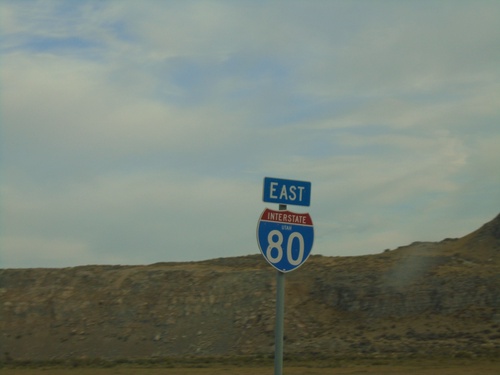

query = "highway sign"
[[262, 177, 311, 207], [257, 208, 314, 272]]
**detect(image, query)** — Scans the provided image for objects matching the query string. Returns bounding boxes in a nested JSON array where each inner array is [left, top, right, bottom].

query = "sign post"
[[257, 177, 313, 375], [275, 204, 286, 375]]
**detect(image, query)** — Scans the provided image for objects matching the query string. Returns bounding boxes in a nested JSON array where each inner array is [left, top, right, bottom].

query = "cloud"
[[1, 236, 93, 268], [1, 170, 264, 267], [297, 2, 500, 99], [1, 1, 500, 267]]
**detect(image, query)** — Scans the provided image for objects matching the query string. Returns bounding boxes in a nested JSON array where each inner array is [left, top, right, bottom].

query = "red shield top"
[[259, 208, 313, 226]]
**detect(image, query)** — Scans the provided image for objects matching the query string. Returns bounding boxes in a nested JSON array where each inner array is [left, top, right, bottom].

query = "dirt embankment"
[[1, 215, 499, 361]]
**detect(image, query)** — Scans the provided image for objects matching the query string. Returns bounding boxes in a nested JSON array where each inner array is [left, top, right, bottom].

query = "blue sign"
[[262, 177, 311, 207], [257, 208, 314, 272]]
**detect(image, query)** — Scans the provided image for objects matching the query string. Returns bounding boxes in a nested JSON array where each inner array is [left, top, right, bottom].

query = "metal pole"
[[275, 270, 285, 375], [275, 203, 287, 375]]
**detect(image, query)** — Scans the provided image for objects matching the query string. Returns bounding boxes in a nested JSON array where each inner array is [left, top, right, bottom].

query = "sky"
[[1, 1, 499, 268]]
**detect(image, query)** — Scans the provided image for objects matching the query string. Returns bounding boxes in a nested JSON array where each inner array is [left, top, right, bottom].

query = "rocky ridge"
[[1, 214, 499, 361]]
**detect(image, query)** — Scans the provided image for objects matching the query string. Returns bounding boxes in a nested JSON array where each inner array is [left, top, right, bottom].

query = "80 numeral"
[[266, 229, 305, 266]]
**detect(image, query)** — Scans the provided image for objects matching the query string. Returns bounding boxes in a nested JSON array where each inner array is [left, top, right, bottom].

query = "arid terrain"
[[1, 358, 500, 375], [1, 214, 499, 372]]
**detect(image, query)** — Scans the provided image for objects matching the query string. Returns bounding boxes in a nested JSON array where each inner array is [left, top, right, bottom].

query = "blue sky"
[[1, 0, 499, 268]]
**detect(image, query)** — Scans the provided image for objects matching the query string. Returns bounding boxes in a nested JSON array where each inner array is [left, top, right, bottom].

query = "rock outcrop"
[[1, 214, 499, 360]]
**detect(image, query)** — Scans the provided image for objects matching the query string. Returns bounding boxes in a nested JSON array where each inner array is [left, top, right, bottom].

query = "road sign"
[[262, 177, 311, 207], [257, 208, 314, 272]]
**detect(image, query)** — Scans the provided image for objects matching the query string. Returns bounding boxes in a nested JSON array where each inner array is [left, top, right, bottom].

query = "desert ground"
[[3, 358, 500, 375]]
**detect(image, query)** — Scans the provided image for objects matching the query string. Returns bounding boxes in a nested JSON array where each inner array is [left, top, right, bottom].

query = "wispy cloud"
[[1, 1, 499, 267]]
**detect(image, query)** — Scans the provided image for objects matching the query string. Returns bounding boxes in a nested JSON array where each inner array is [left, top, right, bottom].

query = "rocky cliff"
[[1, 214, 499, 361]]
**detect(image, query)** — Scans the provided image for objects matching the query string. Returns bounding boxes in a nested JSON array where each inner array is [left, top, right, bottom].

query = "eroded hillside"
[[1, 215, 499, 361]]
